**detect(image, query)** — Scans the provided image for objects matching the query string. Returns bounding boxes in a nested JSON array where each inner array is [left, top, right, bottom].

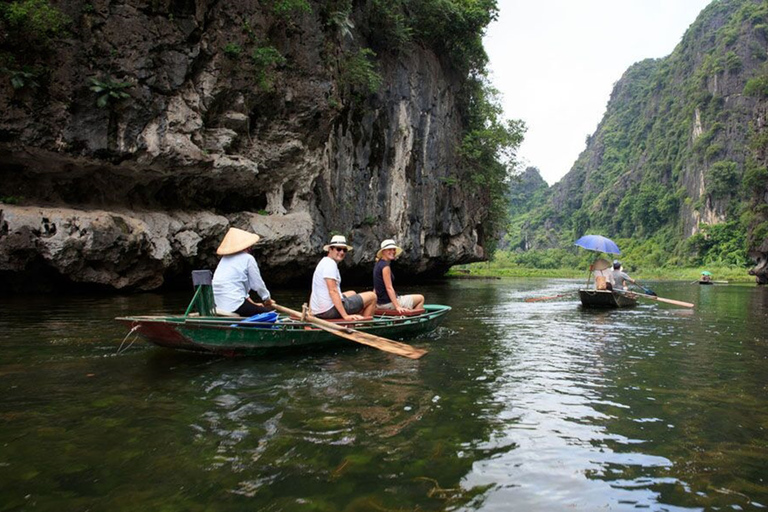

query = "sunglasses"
[[333, 247, 348, 253]]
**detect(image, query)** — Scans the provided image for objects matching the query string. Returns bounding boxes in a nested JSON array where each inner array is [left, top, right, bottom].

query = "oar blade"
[[333, 329, 427, 359], [525, 295, 561, 302], [653, 296, 694, 308], [525, 291, 579, 302]]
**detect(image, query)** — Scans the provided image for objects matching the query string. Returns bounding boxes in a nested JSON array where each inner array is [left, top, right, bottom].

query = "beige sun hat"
[[216, 227, 261, 256], [376, 239, 403, 259], [323, 234, 353, 252], [591, 258, 611, 271]]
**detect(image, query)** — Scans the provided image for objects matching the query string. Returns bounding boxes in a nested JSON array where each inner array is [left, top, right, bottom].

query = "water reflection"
[[1, 280, 767, 510], [459, 281, 768, 511]]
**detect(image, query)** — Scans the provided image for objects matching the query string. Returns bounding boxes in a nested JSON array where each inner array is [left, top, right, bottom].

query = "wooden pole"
[[272, 303, 427, 359], [616, 290, 694, 308], [525, 291, 580, 302]]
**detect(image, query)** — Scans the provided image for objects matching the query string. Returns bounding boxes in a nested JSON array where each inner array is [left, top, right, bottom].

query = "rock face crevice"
[[0, 0, 487, 292]]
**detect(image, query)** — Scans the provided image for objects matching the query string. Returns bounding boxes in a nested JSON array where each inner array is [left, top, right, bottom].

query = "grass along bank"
[[449, 262, 756, 283]]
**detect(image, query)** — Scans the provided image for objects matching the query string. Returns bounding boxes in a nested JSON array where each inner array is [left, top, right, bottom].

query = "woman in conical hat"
[[212, 227, 275, 316], [372, 239, 425, 313], [590, 257, 614, 291]]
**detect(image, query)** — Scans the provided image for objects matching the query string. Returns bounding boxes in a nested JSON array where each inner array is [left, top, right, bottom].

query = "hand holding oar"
[[616, 290, 694, 308], [525, 291, 578, 303], [272, 303, 427, 359], [634, 280, 657, 296]]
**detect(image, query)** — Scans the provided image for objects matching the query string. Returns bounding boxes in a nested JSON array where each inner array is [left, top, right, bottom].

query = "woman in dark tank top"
[[372, 239, 425, 313]]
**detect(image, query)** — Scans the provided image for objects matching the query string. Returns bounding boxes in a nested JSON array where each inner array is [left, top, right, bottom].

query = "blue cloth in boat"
[[231, 311, 279, 328]]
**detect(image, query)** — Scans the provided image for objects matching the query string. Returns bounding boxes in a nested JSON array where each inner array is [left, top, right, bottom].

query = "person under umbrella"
[[590, 258, 614, 290], [611, 260, 636, 290]]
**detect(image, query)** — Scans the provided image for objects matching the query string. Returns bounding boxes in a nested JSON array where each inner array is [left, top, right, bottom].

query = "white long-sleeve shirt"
[[212, 252, 270, 312]]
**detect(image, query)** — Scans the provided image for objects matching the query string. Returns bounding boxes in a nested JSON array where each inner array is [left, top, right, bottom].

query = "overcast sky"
[[484, 0, 713, 185]]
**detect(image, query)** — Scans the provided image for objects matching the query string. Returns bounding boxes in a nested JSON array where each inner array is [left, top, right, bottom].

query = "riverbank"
[[448, 262, 757, 283]]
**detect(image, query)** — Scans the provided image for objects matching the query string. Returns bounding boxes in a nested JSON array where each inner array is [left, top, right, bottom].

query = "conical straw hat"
[[216, 228, 261, 256]]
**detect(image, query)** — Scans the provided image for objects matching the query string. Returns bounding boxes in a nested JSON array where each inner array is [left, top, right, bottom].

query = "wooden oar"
[[525, 291, 578, 302], [272, 303, 427, 359], [616, 289, 694, 308]]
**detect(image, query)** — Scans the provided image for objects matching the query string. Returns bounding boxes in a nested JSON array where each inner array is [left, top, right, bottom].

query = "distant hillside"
[[504, 166, 548, 250], [508, 166, 548, 216], [509, 0, 768, 282]]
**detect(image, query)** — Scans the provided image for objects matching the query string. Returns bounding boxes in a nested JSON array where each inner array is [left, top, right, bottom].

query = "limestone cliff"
[[512, 0, 768, 282], [0, 0, 490, 291]]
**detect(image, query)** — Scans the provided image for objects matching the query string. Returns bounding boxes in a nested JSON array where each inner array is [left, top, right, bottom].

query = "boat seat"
[[374, 308, 425, 316], [325, 316, 372, 322], [289, 314, 373, 322], [215, 308, 242, 317]]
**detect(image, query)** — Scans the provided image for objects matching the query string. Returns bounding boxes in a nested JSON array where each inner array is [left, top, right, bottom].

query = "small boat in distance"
[[579, 289, 638, 308], [574, 235, 633, 308]]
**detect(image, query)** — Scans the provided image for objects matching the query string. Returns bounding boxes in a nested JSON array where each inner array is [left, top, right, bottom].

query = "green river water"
[[1, 278, 767, 511]]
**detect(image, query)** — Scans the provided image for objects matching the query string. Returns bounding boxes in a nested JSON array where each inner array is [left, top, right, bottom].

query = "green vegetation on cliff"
[[362, 0, 526, 250], [506, 0, 768, 274]]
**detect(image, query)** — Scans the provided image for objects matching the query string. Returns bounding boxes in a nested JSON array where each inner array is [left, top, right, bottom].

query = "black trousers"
[[235, 301, 274, 316]]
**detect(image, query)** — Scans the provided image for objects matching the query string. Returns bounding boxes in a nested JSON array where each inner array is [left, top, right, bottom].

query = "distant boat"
[[579, 289, 638, 308]]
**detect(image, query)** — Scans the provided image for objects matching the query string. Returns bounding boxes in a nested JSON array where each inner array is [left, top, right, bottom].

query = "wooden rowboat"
[[116, 271, 449, 356], [579, 289, 638, 308], [116, 305, 450, 356]]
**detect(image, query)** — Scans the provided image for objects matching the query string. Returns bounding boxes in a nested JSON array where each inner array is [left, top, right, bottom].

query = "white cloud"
[[484, 0, 712, 185]]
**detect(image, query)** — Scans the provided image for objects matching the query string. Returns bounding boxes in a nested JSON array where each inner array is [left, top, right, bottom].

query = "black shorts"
[[315, 294, 364, 319]]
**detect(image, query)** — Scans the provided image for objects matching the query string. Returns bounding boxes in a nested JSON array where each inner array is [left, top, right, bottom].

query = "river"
[[1, 279, 767, 511]]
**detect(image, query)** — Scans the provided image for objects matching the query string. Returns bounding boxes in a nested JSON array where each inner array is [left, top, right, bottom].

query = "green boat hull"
[[117, 305, 451, 356]]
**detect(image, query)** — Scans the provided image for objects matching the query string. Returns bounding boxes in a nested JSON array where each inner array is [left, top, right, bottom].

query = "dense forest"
[[504, 0, 768, 281]]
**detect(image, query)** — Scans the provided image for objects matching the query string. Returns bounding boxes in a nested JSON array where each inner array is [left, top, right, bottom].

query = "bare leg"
[[412, 294, 425, 309], [358, 291, 377, 317]]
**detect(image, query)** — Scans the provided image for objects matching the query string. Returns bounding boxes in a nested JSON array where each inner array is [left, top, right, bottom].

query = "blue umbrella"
[[574, 235, 621, 255]]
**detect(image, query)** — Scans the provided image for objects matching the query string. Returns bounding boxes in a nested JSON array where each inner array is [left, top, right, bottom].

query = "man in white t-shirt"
[[309, 235, 376, 320]]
